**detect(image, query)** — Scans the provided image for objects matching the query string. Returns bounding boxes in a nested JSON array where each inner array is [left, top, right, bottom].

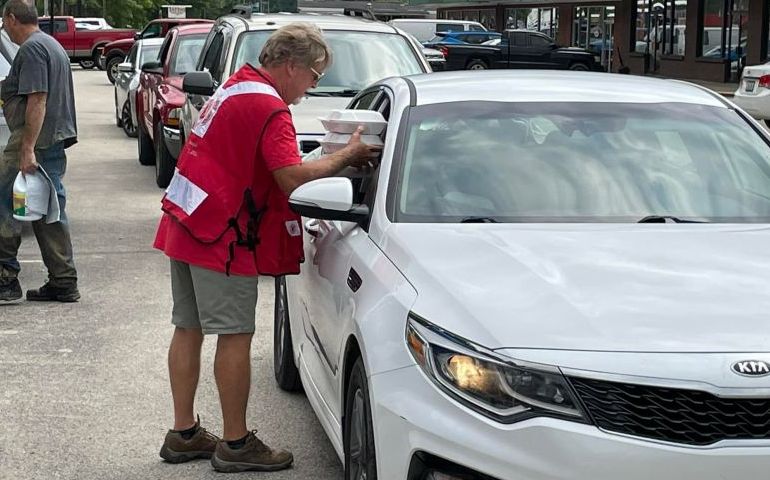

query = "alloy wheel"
[[121, 102, 136, 137], [348, 389, 368, 480]]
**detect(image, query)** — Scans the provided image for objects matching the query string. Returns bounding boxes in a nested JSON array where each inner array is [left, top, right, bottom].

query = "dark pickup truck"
[[441, 29, 601, 72]]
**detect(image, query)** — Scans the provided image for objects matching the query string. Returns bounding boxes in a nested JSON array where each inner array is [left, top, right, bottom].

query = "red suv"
[[136, 23, 212, 188]]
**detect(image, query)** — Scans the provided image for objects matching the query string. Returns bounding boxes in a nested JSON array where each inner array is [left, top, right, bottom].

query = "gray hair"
[[259, 23, 332, 70], [3, 0, 38, 25]]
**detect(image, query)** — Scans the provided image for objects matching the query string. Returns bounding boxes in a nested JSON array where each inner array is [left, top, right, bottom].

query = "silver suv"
[[180, 13, 430, 155]]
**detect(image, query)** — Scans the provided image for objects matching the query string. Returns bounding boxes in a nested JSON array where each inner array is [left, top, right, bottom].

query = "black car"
[[442, 30, 601, 72]]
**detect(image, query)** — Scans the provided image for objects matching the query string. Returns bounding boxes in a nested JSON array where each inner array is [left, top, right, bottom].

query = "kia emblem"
[[732, 360, 770, 377]]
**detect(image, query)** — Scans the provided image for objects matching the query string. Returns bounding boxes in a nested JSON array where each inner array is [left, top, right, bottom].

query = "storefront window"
[[700, 0, 748, 80], [635, 0, 686, 56], [505, 8, 558, 38], [573, 6, 614, 68], [478, 9, 496, 30]]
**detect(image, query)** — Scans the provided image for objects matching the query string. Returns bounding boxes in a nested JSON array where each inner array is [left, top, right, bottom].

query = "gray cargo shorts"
[[170, 259, 258, 335]]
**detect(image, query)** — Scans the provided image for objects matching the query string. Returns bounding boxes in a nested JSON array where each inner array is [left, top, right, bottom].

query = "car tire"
[[154, 122, 176, 188], [137, 122, 155, 166], [95, 50, 105, 70], [466, 59, 488, 70], [106, 55, 122, 84], [344, 357, 377, 480], [569, 62, 590, 71], [121, 102, 137, 138], [79, 59, 95, 69], [274, 276, 303, 392]]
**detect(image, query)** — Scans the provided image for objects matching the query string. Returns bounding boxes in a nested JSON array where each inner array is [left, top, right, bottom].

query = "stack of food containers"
[[319, 109, 386, 154]]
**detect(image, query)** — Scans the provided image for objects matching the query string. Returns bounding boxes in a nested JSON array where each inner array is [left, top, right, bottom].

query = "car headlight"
[[406, 314, 587, 424]]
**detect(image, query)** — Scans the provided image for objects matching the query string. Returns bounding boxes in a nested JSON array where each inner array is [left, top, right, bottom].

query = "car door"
[[144, 31, 175, 141], [527, 33, 559, 68], [292, 88, 391, 423], [506, 31, 529, 68]]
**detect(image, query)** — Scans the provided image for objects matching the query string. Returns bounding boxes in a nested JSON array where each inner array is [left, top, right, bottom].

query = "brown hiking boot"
[[159, 416, 219, 463], [211, 430, 293, 473]]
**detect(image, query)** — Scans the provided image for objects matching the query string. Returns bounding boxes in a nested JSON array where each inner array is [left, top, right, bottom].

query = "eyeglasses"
[[309, 66, 325, 83]]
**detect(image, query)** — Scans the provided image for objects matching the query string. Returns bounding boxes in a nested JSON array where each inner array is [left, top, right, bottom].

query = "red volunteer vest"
[[160, 67, 304, 276]]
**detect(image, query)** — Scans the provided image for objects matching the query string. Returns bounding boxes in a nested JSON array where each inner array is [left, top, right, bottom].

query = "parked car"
[[0, 27, 19, 151], [180, 13, 430, 158], [113, 38, 163, 138], [423, 30, 502, 48], [278, 70, 770, 480], [38, 16, 134, 69], [387, 18, 487, 43], [732, 61, 770, 125], [442, 29, 600, 71], [422, 46, 446, 71], [100, 18, 214, 84], [136, 23, 211, 188], [75, 17, 112, 30]]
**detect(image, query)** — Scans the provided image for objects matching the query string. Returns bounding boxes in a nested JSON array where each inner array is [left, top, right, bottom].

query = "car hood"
[[289, 96, 351, 135], [381, 224, 770, 353], [105, 38, 133, 50]]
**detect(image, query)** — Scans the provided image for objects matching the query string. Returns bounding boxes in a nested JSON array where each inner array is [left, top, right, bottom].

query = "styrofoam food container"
[[319, 109, 387, 135], [320, 132, 384, 154]]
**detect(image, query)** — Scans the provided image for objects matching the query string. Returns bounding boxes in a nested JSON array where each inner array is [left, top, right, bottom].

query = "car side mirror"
[[117, 61, 133, 73], [183, 71, 215, 96], [289, 177, 369, 224], [141, 60, 162, 74], [134, 32, 141, 40]]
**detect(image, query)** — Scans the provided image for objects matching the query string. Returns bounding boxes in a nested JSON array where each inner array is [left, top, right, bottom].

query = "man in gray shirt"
[[0, 0, 79, 302]]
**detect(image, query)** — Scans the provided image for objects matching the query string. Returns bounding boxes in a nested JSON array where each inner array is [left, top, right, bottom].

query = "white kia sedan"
[[733, 62, 770, 125], [276, 71, 770, 480]]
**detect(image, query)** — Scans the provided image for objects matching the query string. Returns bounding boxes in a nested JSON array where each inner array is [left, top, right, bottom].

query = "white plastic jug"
[[12, 171, 47, 221]]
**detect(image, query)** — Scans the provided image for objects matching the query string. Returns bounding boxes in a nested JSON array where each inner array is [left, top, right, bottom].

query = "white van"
[[388, 19, 487, 43]]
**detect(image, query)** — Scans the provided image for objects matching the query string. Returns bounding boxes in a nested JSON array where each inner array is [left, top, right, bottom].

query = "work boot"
[[26, 282, 80, 302], [159, 416, 219, 463], [0, 278, 22, 302], [211, 430, 293, 473]]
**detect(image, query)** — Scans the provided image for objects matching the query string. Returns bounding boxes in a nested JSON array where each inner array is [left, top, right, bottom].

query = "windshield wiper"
[[304, 91, 332, 97], [325, 89, 360, 97], [637, 215, 708, 223], [460, 216, 500, 223]]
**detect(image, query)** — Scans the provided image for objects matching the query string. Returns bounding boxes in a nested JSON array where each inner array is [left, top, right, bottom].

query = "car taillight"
[[760, 75, 770, 88], [438, 46, 448, 58]]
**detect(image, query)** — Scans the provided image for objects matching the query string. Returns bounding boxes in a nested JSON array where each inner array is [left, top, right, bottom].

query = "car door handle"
[[304, 219, 320, 237]]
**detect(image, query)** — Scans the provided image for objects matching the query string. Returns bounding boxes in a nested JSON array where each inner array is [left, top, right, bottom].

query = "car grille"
[[569, 377, 770, 446], [299, 140, 320, 154]]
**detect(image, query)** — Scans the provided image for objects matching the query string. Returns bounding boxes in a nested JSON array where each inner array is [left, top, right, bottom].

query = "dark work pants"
[[0, 139, 77, 287]]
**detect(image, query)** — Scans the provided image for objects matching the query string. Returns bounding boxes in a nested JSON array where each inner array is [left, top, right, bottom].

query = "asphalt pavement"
[[0, 69, 343, 480]]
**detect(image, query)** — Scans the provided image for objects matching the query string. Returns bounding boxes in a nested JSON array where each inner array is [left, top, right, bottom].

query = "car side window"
[[437, 23, 463, 33], [200, 29, 225, 83], [530, 35, 551, 47], [142, 23, 162, 39], [469, 24, 485, 32], [127, 44, 138, 67], [351, 90, 381, 110], [512, 32, 528, 47]]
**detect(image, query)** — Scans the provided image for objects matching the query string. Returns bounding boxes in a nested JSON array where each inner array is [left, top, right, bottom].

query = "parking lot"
[[0, 69, 343, 480]]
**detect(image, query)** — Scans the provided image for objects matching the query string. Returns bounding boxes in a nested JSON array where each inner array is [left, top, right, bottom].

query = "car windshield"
[[394, 101, 770, 223], [233, 30, 423, 95], [139, 44, 162, 67], [170, 34, 207, 76]]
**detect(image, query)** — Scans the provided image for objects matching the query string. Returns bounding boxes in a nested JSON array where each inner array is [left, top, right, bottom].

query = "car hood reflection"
[[381, 223, 770, 353]]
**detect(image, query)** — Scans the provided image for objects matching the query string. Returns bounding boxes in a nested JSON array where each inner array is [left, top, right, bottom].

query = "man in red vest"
[[153, 23, 380, 472]]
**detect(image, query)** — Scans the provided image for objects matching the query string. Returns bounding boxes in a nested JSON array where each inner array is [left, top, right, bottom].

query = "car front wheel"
[[273, 276, 302, 392], [466, 59, 488, 70], [106, 56, 122, 84], [569, 62, 590, 71], [121, 102, 137, 138], [155, 122, 176, 188], [344, 358, 377, 480]]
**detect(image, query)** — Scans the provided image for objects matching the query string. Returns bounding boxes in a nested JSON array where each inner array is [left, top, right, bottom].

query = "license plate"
[[745, 79, 757, 92]]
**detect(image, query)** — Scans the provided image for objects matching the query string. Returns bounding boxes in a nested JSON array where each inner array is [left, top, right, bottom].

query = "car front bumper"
[[371, 365, 770, 480], [163, 125, 182, 159]]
